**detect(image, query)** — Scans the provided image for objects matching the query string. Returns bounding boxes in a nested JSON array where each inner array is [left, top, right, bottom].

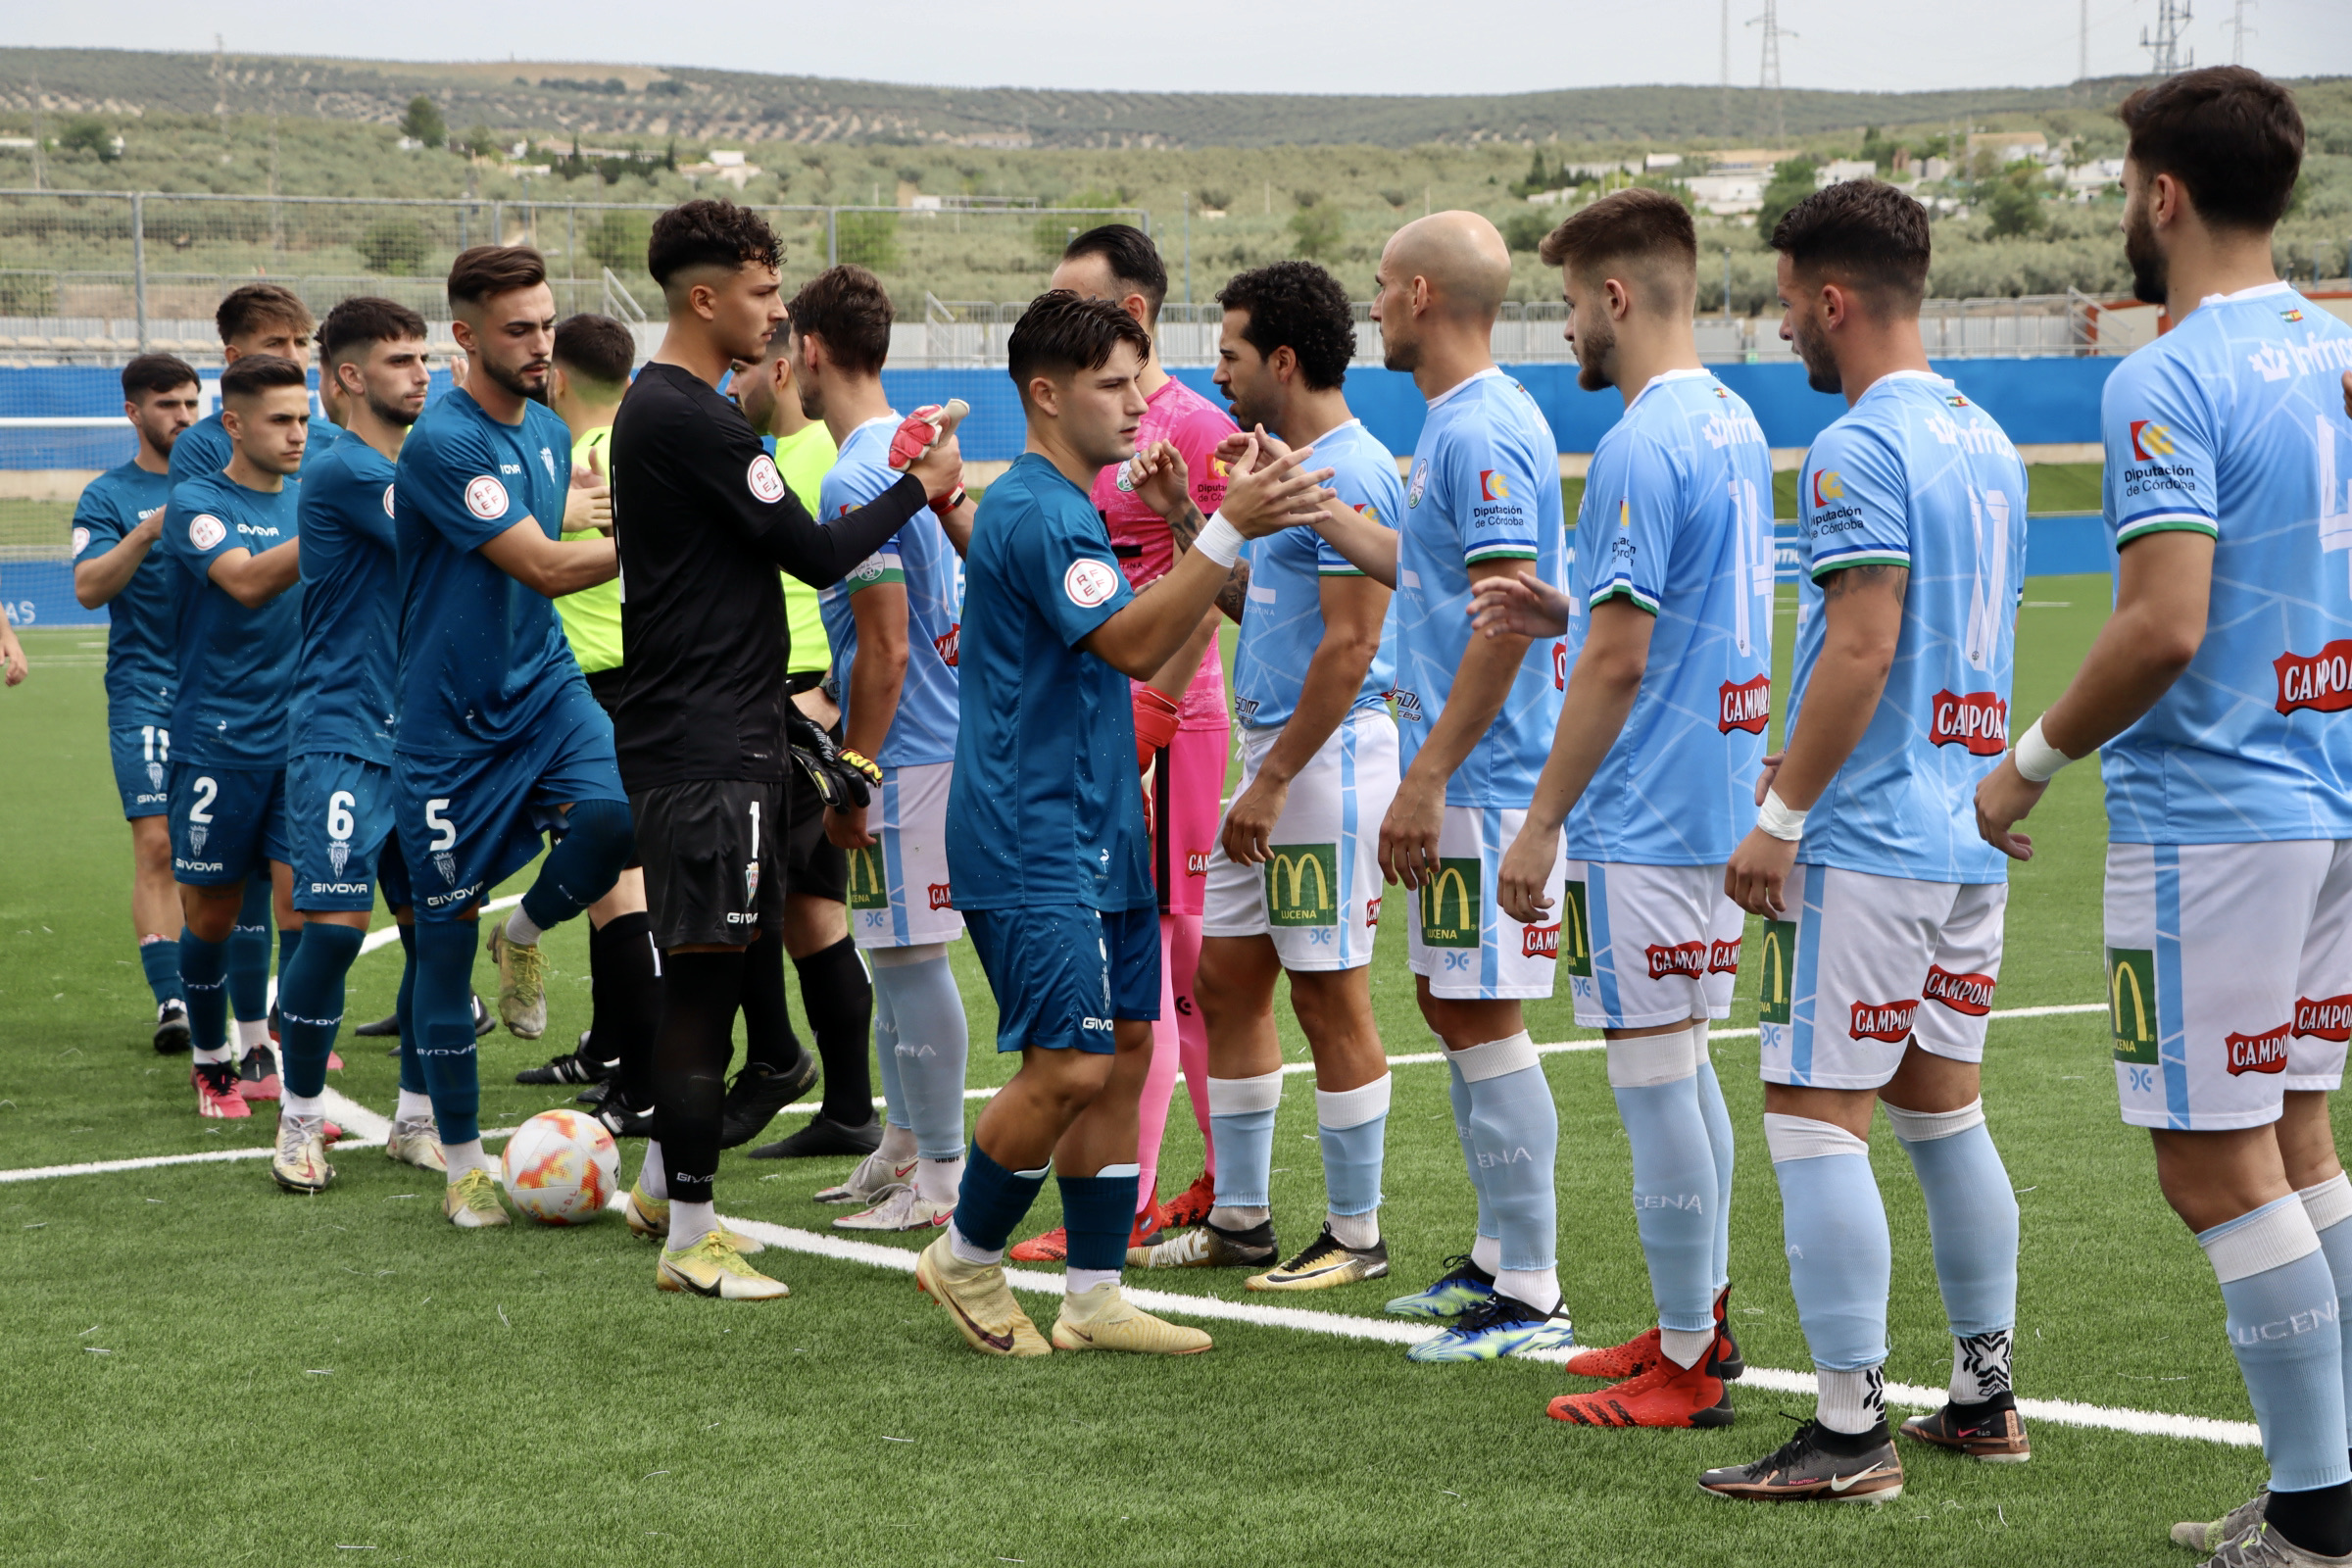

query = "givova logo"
[[1755, 919, 1797, 1026], [847, 845, 889, 911], [1264, 844, 1337, 927], [1418, 858, 1483, 949], [2108, 948, 2159, 1065]]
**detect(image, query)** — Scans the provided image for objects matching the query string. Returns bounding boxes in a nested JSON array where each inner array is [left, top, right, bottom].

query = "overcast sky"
[[18, 0, 2352, 97]]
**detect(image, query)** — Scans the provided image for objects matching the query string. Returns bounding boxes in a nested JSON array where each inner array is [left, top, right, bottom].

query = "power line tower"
[[1749, 1, 1795, 143], [2141, 0, 2194, 75], [2230, 0, 2256, 64]]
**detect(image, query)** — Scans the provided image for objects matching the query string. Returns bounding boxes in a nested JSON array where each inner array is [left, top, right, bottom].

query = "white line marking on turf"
[[356, 895, 522, 956], [318, 1089, 392, 1144]]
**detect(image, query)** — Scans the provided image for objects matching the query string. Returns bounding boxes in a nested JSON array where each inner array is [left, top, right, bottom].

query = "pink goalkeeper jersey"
[[1092, 374, 1238, 727]]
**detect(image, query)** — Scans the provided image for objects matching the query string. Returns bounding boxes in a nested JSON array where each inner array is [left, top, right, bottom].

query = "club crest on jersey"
[[2226, 1023, 2291, 1076], [1719, 674, 1771, 735], [1479, 469, 1509, 502], [1645, 941, 1706, 980], [72, 526, 89, 557], [463, 475, 509, 520], [188, 825, 209, 857], [327, 840, 350, 877], [1407, 460, 1428, 508], [146, 760, 165, 791], [540, 447, 556, 481], [1925, 964, 1997, 1016], [2296, 995, 2352, 1042], [2274, 641, 2352, 715], [188, 514, 227, 551], [1848, 999, 1919, 1042], [2128, 420, 2174, 462], [381, 484, 396, 517], [1063, 558, 1119, 609], [928, 882, 954, 910], [1932, 690, 2009, 754], [434, 850, 458, 885], [745, 859, 760, 906], [1811, 470, 1842, 508]]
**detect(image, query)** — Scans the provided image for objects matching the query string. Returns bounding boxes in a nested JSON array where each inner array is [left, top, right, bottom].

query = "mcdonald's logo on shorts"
[[2107, 948, 2159, 1065], [847, 845, 890, 911], [1756, 919, 1797, 1026], [1264, 843, 1339, 927], [1418, 858, 1483, 949], [1557, 881, 1592, 977]]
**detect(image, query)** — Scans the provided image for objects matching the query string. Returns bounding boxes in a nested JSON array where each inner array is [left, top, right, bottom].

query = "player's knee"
[[563, 799, 635, 882]]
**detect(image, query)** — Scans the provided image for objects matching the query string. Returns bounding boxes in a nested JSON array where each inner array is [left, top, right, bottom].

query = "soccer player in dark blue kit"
[[71, 354, 203, 1054], [393, 245, 631, 1229], [270, 297, 436, 1194], [159, 354, 312, 1119], [912, 290, 1333, 1356]]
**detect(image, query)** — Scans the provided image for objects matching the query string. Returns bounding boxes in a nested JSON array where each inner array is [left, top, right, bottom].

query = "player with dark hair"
[[608, 200, 963, 1298], [1014, 222, 1238, 1259], [268, 298, 434, 1192], [912, 288, 1331, 1357], [1979, 69, 2352, 1567], [1126, 260, 1404, 1291], [159, 354, 313, 1119], [1696, 179, 2031, 1501], [72, 353, 202, 1054], [393, 245, 634, 1228], [1458, 187, 1763, 1424]]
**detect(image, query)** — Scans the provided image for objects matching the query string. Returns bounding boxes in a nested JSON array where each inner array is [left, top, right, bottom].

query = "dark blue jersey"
[[292, 434, 399, 763], [160, 469, 303, 768], [71, 461, 178, 724]]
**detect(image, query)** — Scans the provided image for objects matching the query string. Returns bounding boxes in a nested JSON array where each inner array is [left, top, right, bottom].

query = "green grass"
[[0, 575, 2329, 1567]]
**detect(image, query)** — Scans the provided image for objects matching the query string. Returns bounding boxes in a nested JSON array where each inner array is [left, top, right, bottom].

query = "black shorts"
[[784, 754, 848, 906], [630, 779, 788, 950]]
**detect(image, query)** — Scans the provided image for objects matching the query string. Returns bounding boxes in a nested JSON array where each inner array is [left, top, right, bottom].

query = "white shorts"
[[1756, 862, 2007, 1091], [1565, 860, 1745, 1030], [1201, 710, 1398, 971], [2107, 839, 2352, 1132], [845, 760, 965, 951], [1405, 804, 1567, 1002]]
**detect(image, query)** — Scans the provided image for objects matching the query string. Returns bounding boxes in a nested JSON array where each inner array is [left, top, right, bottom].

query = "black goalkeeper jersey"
[[610, 361, 925, 790]]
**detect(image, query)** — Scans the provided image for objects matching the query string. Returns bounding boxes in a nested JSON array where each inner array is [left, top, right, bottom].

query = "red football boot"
[[1547, 1356, 1734, 1429]]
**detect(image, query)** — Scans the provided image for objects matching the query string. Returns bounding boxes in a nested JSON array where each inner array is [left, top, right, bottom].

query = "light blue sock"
[[2202, 1194, 2352, 1494], [1890, 1102, 2019, 1340], [225, 880, 272, 1023], [1316, 1073, 1391, 1218], [1446, 1054, 1497, 1245], [873, 949, 969, 1162], [276, 922, 362, 1101], [138, 938, 181, 1007], [870, 966, 908, 1133], [1458, 1038, 1557, 1274], [1608, 1047, 1717, 1337], [1208, 1070, 1284, 1210], [1766, 1113, 1891, 1375], [2301, 1175, 2352, 1447], [1694, 1054, 1736, 1292], [179, 928, 228, 1054]]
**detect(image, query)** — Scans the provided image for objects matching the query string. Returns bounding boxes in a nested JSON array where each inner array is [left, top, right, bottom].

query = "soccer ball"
[[499, 1109, 619, 1226]]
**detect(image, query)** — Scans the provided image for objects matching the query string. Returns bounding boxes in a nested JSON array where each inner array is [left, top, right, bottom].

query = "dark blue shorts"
[[394, 685, 626, 923], [111, 721, 175, 819], [966, 904, 1159, 1055], [169, 761, 287, 886], [286, 752, 410, 913]]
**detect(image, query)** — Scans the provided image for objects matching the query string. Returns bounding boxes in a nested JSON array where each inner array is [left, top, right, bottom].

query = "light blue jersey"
[[1564, 369, 1776, 867], [816, 416, 961, 767], [1392, 368, 1567, 807], [2098, 282, 2352, 845], [1231, 418, 1400, 732], [1789, 370, 2028, 884]]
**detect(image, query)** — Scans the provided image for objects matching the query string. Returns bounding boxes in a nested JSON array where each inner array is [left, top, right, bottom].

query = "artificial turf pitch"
[[0, 573, 2323, 1567]]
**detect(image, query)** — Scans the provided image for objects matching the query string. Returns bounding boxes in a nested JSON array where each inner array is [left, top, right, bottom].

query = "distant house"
[[1686, 173, 1767, 215], [1813, 159, 1877, 188], [1967, 131, 2049, 165], [1708, 148, 1801, 175]]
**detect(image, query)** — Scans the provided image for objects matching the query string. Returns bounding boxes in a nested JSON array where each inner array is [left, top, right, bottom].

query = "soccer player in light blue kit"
[[1979, 69, 2352, 1567], [1468, 188, 1770, 1426], [393, 245, 632, 1229], [788, 264, 978, 1232], [71, 354, 202, 1054], [912, 289, 1332, 1357], [159, 354, 312, 1121], [1707, 180, 2032, 1503], [269, 297, 437, 1195], [1128, 260, 1403, 1290], [168, 284, 347, 1071]]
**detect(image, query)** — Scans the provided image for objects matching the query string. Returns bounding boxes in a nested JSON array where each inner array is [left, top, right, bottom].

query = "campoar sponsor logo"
[[1645, 941, 1707, 980], [1925, 963, 1997, 1016], [1523, 923, 1559, 958], [1707, 938, 1740, 976], [1932, 690, 2009, 754], [2275, 641, 2352, 715], [1186, 851, 1209, 877], [1848, 999, 1920, 1042], [2295, 994, 2352, 1042], [1719, 674, 1770, 735], [928, 882, 954, 910], [2227, 1023, 2292, 1076], [933, 625, 959, 666]]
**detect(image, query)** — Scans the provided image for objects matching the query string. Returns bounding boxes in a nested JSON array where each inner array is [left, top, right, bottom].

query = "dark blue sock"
[[277, 923, 362, 1101], [396, 925, 424, 1096], [138, 938, 181, 1007], [954, 1143, 1051, 1252], [1058, 1169, 1141, 1272], [225, 880, 272, 1022], [179, 928, 228, 1054], [414, 920, 481, 1145], [519, 799, 632, 933], [275, 921, 305, 999]]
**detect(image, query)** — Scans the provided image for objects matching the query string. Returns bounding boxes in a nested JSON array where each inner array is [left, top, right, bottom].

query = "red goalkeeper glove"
[[1133, 687, 1182, 773]]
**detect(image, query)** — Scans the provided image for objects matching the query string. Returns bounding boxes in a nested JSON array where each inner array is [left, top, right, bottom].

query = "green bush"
[[836, 210, 899, 270], [358, 216, 428, 275], [400, 96, 446, 148], [58, 117, 118, 162], [1757, 156, 1820, 238], [1288, 201, 1344, 261], [583, 210, 654, 274], [1983, 177, 2048, 239], [1502, 210, 1553, 254]]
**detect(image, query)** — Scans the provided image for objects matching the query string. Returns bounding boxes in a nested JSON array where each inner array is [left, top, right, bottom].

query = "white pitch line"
[[318, 1088, 393, 1144], [356, 895, 521, 957], [713, 1212, 2259, 1450]]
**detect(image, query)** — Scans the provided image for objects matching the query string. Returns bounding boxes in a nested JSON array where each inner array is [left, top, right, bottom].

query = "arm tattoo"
[[1820, 562, 1908, 602], [1168, 496, 1250, 619], [1165, 497, 1206, 554]]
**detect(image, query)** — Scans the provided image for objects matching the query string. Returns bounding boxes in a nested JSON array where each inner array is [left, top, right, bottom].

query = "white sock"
[[1660, 1327, 1715, 1370], [916, 1155, 964, 1204], [280, 1090, 324, 1119], [1207, 1204, 1270, 1230], [1471, 1233, 1502, 1276], [235, 1017, 270, 1053], [1327, 1209, 1380, 1250], [1817, 1365, 1886, 1435], [1065, 1267, 1119, 1297], [667, 1200, 716, 1249], [441, 1138, 489, 1180], [1494, 1266, 1561, 1315], [879, 1122, 918, 1164], [949, 1221, 1003, 1266], [636, 1141, 668, 1201], [395, 1088, 433, 1123], [504, 907, 545, 946], [193, 1044, 232, 1065]]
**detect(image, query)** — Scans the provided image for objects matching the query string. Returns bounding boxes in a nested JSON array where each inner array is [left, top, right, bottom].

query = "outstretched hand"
[[1469, 569, 1572, 640], [1217, 427, 1335, 538], [894, 399, 969, 496]]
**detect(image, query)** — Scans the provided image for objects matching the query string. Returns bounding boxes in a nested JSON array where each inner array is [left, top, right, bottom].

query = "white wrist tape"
[[2013, 715, 2072, 783], [1754, 787, 1807, 843], [1193, 512, 1245, 569]]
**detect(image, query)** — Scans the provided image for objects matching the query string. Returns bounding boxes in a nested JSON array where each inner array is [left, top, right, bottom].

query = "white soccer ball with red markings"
[[500, 1109, 619, 1226]]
